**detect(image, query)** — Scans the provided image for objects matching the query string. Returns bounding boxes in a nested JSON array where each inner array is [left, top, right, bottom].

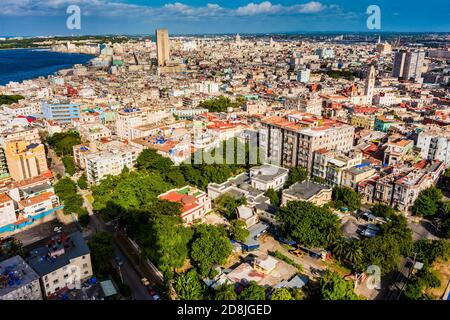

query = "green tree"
[[1, 239, 25, 259], [271, 288, 294, 300], [89, 232, 114, 276], [332, 186, 361, 211], [228, 220, 250, 242], [214, 284, 238, 300], [277, 201, 342, 248], [139, 215, 193, 278], [54, 177, 84, 214], [46, 131, 81, 156], [320, 269, 358, 300], [190, 225, 233, 277], [174, 269, 205, 300], [371, 203, 397, 219], [0, 94, 24, 105], [265, 188, 280, 207], [285, 167, 308, 187], [62, 155, 76, 176], [214, 195, 247, 220], [77, 173, 88, 189], [136, 149, 174, 172], [412, 187, 443, 217], [239, 281, 266, 300]]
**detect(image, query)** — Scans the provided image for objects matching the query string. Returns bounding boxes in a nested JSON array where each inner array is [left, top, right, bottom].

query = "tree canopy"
[[277, 200, 341, 248], [0, 94, 24, 105], [46, 131, 81, 156], [214, 284, 238, 300], [228, 220, 250, 242], [214, 194, 247, 220], [198, 95, 245, 113], [62, 155, 76, 176], [412, 187, 443, 217], [174, 269, 205, 300], [265, 188, 281, 207], [239, 281, 266, 300], [271, 288, 294, 300], [285, 167, 308, 187], [190, 224, 233, 277], [320, 269, 358, 300], [54, 177, 84, 214], [332, 186, 361, 211], [89, 232, 114, 277]]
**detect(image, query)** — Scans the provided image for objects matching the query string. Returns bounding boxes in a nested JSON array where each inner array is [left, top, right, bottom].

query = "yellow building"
[[351, 114, 375, 130], [5, 140, 48, 182]]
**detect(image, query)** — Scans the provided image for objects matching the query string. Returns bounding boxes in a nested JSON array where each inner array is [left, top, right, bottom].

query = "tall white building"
[[297, 68, 311, 84], [417, 126, 450, 166], [364, 65, 376, 105]]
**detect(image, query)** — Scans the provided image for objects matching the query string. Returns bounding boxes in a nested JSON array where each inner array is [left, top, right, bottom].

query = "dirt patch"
[[425, 258, 450, 299]]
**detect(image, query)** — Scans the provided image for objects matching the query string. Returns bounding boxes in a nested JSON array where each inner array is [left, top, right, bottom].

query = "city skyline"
[[0, 0, 449, 36]]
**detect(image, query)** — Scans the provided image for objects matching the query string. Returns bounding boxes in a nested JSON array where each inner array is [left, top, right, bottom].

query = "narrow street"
[[86, 213, 152, 300]]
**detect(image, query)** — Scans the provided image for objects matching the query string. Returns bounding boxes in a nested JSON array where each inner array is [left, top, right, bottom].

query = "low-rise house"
[[282, 180, 332, 206], [236, 205, 258, 227], [159, 186, 212, 225]]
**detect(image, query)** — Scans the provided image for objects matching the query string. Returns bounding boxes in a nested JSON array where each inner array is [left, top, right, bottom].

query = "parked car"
[[289, 249, 304, 257], [115, 256, 124, 266], [141, 278, 150, 287]]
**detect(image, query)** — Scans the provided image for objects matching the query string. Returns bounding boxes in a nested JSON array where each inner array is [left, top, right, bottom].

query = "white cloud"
[[236, 2, 283, 16], [0, 1, 335, 18]]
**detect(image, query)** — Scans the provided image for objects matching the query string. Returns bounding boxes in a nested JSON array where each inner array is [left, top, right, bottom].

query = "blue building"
[[41, 102, 81, 123]]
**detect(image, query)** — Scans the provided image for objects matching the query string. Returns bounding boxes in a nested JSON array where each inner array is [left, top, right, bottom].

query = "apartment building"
[[26, 232, 93, 298], [115, 108, 146, 140], [285, 92, 323, 116], [351, 113, 375, 130], [362, 161, 445, 213], [4, 140, 48, 182], [79, 123, 111, 142], [341, 165, 377, 189], [159, 186, 212, 225], [259, 116, 354, 172], [416, 126, 450, 166], [84, 142, 140, 184], [0, 256, 43, 300], [0, 193, 16, 230], [41, 101, 81, 124], [312, 149, 363, 186], [383, 139, 414, 166]]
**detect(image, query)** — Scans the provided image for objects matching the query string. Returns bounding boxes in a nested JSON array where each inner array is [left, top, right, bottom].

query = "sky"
[[0, 0, 449, 36]]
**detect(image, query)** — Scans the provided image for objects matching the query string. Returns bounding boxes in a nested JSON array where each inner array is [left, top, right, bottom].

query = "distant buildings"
[[392, 50, 425, 82], [364, 65, 376, 105]]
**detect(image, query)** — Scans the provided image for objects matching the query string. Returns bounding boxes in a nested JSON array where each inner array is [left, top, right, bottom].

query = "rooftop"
[[26, 232, 90, 277], [283, 180, 331, 200], [0, 255, 40, 297]]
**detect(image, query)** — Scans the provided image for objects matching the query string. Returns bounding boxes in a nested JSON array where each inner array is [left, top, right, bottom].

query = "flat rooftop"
[[0, 255, 40, 297], [283, 180, 331, 200]]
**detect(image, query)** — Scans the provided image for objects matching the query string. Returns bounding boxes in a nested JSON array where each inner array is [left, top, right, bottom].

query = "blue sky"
[[0, 0, 449, 36]]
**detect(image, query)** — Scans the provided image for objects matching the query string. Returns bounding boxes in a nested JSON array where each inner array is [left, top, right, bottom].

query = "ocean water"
[[0, 48, 95, 85]]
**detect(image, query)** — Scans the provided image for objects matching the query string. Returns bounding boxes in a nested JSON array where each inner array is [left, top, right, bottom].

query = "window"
[[83, 263, 88, 268], [53, 279, 59, 284]]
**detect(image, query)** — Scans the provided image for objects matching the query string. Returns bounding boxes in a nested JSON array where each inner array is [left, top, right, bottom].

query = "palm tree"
[[344, 240, 363, 266], [174, 270, 203, 300], [332, 238, 346, 259]]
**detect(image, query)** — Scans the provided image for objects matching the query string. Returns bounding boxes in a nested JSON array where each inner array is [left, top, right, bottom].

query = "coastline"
[[0, 49, 97, 86]]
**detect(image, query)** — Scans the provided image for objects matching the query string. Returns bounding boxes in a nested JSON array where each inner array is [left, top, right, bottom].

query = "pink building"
[[159, 186, 212, 225]]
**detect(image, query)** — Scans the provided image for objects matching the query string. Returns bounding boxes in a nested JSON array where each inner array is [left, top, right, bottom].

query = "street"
[[86, 214, 152, 300]]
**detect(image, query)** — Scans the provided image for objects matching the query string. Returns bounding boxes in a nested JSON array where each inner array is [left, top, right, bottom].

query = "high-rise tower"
[[365, 65, 376, 105], [156, 28, 170, 67]]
